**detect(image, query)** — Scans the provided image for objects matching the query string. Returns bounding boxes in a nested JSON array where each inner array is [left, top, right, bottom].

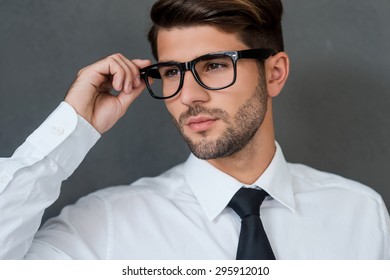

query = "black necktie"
[[228, 187, 276, 260]]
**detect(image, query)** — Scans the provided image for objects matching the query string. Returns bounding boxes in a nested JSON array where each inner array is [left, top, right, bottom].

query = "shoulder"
[[287, 163, 390, 259], [287, 162, 384, 205], [287, 163, 390, 238]]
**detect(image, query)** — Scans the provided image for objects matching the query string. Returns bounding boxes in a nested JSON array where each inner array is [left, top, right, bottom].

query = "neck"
[[207, 103, 276, 185]]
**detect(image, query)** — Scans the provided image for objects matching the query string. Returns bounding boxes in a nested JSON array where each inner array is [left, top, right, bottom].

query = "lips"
[[185, 115, 218, 132]]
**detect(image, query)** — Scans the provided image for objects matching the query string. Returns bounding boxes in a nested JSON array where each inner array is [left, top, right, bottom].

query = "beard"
[[170, 79, 269, 160]]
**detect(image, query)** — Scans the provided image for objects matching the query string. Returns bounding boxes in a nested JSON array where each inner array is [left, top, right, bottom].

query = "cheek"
[[213, 93, 239, 112], [235, 62, 263, 92], [214, 81, 259, 113], [165, 99, 182, 120]]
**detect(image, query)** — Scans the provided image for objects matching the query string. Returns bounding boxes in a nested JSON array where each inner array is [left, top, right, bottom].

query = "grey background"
[[0, 0, 389, 223]]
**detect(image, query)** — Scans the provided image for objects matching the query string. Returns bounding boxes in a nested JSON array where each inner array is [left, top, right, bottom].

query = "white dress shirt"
[[0, 102, 389, 259]]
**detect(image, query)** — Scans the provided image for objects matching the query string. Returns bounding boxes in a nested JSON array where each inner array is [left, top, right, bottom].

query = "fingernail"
[[115, 79, 123, 91]]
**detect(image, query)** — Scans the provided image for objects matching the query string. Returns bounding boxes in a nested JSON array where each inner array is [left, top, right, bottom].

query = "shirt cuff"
[[25, 101, 101, 177]]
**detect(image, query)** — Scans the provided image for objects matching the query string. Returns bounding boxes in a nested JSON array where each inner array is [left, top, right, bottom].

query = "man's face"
[[157, 26, 269, 160]]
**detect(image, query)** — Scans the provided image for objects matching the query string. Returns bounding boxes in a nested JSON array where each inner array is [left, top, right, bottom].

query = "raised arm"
[[0, 54, 150, 259]]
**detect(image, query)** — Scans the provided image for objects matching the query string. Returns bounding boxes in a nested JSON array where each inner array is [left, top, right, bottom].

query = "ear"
[[265, 52, 289, 98]]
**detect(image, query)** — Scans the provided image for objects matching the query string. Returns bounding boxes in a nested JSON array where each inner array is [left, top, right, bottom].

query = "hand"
[[64, 53, 151, 134]]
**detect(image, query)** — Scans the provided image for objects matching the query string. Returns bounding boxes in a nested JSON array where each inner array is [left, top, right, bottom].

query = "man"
[[0, 0, 389, 259]]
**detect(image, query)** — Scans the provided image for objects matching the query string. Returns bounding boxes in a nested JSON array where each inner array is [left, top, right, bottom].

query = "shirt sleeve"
[[380, 197, 390, 259], [0, 102, 100, 259]]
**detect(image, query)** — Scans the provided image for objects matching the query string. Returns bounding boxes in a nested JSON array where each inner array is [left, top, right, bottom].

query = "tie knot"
[[228, 188, 269, 219]]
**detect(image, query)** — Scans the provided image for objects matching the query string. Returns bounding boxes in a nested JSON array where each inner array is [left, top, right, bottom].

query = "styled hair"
[[147, 0, 284, 60]]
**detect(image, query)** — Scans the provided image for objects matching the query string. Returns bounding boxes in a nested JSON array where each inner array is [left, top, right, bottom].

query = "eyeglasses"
[[140, 48, 276, 99]]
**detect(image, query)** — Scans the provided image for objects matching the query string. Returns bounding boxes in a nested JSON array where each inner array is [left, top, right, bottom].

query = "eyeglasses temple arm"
[[238, 48, 277, 60]]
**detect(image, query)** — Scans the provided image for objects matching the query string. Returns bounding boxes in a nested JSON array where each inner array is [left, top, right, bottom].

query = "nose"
[[179, 70, 210, 106]]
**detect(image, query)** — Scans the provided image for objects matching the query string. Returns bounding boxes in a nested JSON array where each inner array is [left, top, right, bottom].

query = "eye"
[[206, 62, 228, 71], [196, 54, 233, 75], [162, 67, 181, 78]]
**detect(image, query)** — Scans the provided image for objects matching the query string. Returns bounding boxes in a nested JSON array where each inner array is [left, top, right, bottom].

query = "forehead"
[[156, 26, 248, 62]]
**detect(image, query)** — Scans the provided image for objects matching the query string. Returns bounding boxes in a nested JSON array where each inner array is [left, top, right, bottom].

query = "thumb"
[[132, 59, 152, 69]]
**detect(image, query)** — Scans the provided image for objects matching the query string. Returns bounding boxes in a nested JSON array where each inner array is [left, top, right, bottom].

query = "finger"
[[114, 54, 141, 90], [110, 56, 150, 109], [131, 59, 152, 88], [75, 56, 125, 94], [104, 54, 132, 93], [132, 59, 152, 73], [117, 56, 151, 90], [117, 80, 147, 112], [79, 54, 151, 96], [109, 54, 137, 94], [131, 59, 152, 67]]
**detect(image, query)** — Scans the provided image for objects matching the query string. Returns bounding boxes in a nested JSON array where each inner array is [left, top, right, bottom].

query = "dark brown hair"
[[147, 0, 284, 60]]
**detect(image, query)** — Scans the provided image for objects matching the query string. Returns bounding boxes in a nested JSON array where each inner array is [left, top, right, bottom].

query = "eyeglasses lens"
[[145, 54, 235, 99]]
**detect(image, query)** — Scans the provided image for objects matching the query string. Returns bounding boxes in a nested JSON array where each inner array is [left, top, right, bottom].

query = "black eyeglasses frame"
[[140, 48, 277, 100]]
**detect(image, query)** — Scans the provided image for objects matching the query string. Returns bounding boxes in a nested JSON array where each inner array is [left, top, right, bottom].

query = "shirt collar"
[[184, 142, 296, 221]]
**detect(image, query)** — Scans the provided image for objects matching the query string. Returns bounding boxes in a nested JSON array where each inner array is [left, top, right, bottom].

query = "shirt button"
[[0, 175, 9, 183], [51, 126, 65, 136]]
